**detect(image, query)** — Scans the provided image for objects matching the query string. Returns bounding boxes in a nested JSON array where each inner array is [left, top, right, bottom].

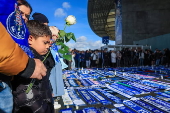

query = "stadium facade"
[[87, 0, 170, 50]]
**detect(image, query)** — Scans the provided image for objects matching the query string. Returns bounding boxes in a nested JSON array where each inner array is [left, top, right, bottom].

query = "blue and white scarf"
[[0, 0, 33, 58], [50, 43, 68, 69], [50, 43, 60, 63]]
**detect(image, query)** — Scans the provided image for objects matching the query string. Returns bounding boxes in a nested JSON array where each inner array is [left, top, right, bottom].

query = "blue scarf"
[[0, 0, 33, 58], [50, 43, 60, 63]]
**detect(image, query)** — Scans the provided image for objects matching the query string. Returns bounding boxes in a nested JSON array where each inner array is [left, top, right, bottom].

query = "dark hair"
[[17, 0, 33, 13], [26, 20, 52, 39]]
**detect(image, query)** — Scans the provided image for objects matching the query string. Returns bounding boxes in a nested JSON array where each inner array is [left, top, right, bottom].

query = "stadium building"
[[87, 0, 170, 50]]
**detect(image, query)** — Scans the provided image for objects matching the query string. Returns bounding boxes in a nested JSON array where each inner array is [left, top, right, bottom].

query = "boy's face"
[[29, 36, 51, 55]]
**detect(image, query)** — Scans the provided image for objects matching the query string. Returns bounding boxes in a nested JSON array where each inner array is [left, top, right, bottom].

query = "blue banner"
[[115, 0, 122, 45]]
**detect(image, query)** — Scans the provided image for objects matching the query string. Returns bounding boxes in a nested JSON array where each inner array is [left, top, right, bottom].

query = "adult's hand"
[[30, 59, 47, 80]]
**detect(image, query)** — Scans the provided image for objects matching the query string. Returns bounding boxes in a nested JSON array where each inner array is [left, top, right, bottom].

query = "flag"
[[0, 0, 33, 58]]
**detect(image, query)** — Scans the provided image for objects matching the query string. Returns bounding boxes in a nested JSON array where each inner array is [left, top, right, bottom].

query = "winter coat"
[[12, 48, 55, 113], [0, 23, 28, 76]]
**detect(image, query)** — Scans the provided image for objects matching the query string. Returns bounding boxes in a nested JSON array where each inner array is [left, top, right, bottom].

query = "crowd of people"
[[0, 0, 65, 113], [69, 48, 170, 69]]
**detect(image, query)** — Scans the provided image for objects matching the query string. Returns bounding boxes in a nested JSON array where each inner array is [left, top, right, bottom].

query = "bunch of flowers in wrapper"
[[56, 15, 76, 61]]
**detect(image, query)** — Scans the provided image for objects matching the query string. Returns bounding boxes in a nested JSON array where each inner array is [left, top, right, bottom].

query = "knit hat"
[[32, 12, 49, 23]]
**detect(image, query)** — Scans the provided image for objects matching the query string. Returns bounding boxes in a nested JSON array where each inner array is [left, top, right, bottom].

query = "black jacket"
[[12, 48, 55, 113]]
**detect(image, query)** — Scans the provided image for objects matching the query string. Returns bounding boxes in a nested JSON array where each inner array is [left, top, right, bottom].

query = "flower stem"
[[64, 24, 67, 31], [25, 50, 51, 94]]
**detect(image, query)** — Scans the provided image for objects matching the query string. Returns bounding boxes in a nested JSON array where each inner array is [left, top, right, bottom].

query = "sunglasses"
[[19, 10, 30, 20]]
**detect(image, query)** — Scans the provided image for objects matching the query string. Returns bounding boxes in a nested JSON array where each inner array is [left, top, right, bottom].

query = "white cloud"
[[76, 36, 86, 42], [62, 2, 71, 9], [66, 36, 104, 50], [54, 8, 67, 17]]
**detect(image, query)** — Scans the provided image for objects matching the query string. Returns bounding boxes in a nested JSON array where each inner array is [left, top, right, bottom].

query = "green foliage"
[[65, 32, 76, 42], [59, 30, 66, 37], [63, 54, 72, 61], [58, 49, 65, 54], [56, 25, 76, 61], [71, 33, 76, 42], [65, 33, 72, 42]]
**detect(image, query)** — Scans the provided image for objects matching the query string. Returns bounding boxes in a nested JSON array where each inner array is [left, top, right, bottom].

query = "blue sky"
[[28, 0, 114, 50]]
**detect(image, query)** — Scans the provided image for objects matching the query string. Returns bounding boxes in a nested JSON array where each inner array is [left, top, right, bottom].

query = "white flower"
[[65, 15, 76, 25]]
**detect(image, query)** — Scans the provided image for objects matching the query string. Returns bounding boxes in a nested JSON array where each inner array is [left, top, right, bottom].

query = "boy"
[[12, 20, 55, 113]]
